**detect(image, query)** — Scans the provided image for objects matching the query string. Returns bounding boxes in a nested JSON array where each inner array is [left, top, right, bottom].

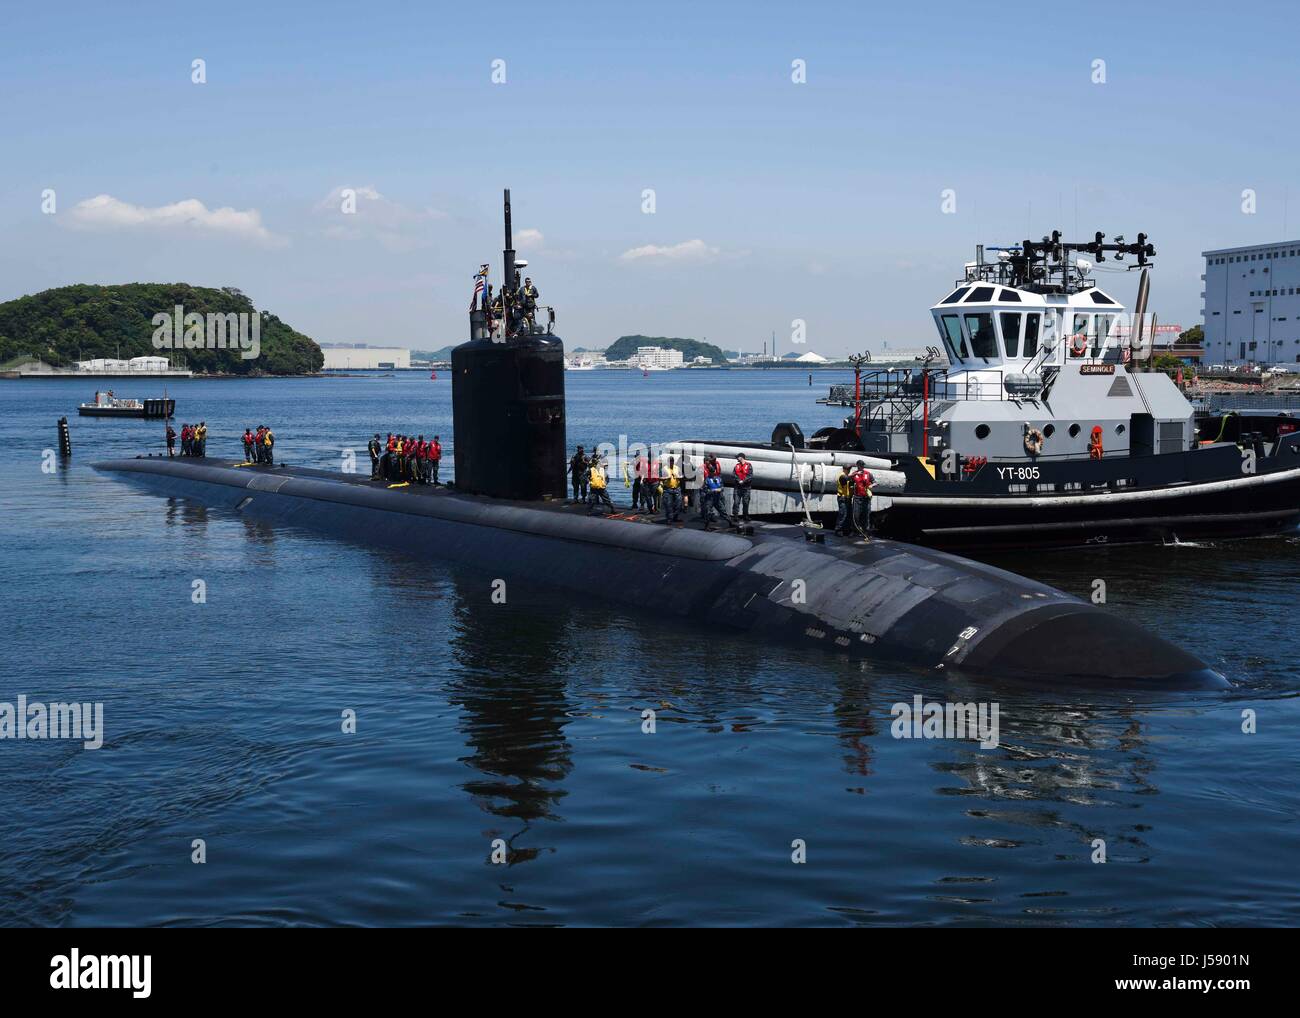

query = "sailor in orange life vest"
[[731, 453, 753, 525], [1089, 425, 1104, 460], [851, 460, 875, 538]]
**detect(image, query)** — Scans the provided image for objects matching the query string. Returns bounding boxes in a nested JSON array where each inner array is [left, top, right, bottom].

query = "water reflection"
[[931, 700, 1159, 868], [162, 497, 211, 528], [444, 572, 575, 866]]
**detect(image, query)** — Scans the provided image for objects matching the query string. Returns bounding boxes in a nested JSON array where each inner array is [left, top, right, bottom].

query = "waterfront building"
[[1202, 240, 1300, 366]]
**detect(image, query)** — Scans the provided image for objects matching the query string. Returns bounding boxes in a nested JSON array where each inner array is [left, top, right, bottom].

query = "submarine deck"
[[156, 456, 828, 539]]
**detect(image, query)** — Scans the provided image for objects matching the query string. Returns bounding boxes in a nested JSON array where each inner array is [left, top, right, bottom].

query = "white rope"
[[788, 439, 822, 530]]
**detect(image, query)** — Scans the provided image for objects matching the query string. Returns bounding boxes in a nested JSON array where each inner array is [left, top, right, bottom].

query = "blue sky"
[[1, 0, 1297, 355]]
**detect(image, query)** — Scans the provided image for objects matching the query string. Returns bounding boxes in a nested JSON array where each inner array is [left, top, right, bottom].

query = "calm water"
[[1, 370, 1297, 927]]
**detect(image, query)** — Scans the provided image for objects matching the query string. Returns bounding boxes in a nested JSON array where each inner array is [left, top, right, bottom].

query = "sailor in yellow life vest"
[[262, 425, 275, 466], [835, 464, 853, 535], [661, 455, 683, 523], [588, 453, 614, 514]]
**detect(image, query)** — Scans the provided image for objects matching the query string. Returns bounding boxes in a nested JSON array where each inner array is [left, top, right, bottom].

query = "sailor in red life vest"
[[850, 460, 874, 539], [429, 435, 442, 486], [431, 434, 447, 486], [731, 453, 753, 525], [403, 436, 417, 481], [642, 452, 661, 512], [631, 451, 645, 510], [412, 434, 425, 484], [242, 428, 255, 462], [1088, 425, 1104, 460]]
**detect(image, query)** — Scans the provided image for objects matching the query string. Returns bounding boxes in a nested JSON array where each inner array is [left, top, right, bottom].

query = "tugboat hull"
[[874, 438, 1300, 551]]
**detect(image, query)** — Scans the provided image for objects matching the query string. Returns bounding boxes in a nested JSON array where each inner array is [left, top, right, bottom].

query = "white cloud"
[[314, 185, 444, 251], [66, 194, 285, 247], [619, 238, 719, 263], [515, 228, 544, 249]]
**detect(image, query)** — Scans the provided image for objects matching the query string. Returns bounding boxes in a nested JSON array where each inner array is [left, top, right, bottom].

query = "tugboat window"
[[940, 287, 969, 304], [999, 313, 1022, 357], [1069, 423, 1081, 438], [1093, 314, 1115, 356], [975, 424, 991, 440], [1023, 313, 1041, 357], [940, 314, 968, 359], [967, 286, 995, 302], [1043, 424, 1055, 437], [1000, 289, 1022, 302], [964, 313, 997, 360], [1089, 291, 1117, 304]]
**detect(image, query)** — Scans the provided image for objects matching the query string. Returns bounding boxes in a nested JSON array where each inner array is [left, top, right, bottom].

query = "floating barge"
[[77, 392, 175, 418]]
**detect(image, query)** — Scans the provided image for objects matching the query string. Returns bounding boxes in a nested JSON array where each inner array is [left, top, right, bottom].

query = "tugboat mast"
[[968, 230, 1156, 294]]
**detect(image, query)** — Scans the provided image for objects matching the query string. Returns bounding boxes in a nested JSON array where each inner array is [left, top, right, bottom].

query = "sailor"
[[731, 453, 753, 525], [701, 468, 731, 531], [194, 421, 208, 457], [631, 451, 645, 510], [384, 433, 397, 479], [414, 434, 427, 484], [570, 445, 589, 503], [368, 433, 382, 479], [244, 428, 256, 462], [588, 454, 614, 514], [166, 424, 177, 458], [643, 454, 661, 513], [1089, 426, 1104, 460], [180, 423, 191, 457], [851, 460, 874, 539], [699, 454, 722, 519], [662, 455, 683, 523], [429, 435, 442, 485], [262, 425, 275, 465], [521, 277, 539, 331], [835, 464, 853, 535]]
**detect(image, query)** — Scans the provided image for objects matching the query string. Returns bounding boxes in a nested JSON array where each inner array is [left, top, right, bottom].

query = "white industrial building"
[[1202, 240, 1300, 366], [321, 347, 411, 370], [634, 346, 684, 369]]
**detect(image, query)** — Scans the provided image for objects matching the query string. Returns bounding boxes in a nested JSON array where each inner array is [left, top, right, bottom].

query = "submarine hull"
[[92, 457, 1227, 690]]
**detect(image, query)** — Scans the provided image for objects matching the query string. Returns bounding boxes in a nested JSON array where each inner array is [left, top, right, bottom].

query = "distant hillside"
[[412, 346, 456, 361], [0, 283, 323, 375], [605, 335, 726, 363]]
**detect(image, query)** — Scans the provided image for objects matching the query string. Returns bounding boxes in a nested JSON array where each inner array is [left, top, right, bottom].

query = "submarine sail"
[[451, 189, 567, 500]]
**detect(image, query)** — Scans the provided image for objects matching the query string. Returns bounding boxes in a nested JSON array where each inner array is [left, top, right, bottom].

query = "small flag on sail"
[[470, 264, 490, 310]]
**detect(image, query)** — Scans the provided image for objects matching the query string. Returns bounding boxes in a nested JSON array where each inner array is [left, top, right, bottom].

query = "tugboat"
[[816, 232, 1300, 549], [78, 391, 175, 418], [678, 232, 1300, 550]]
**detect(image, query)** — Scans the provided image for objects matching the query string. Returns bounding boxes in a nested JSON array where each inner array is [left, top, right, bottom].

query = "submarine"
[[92, 190, 1228, 691]]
